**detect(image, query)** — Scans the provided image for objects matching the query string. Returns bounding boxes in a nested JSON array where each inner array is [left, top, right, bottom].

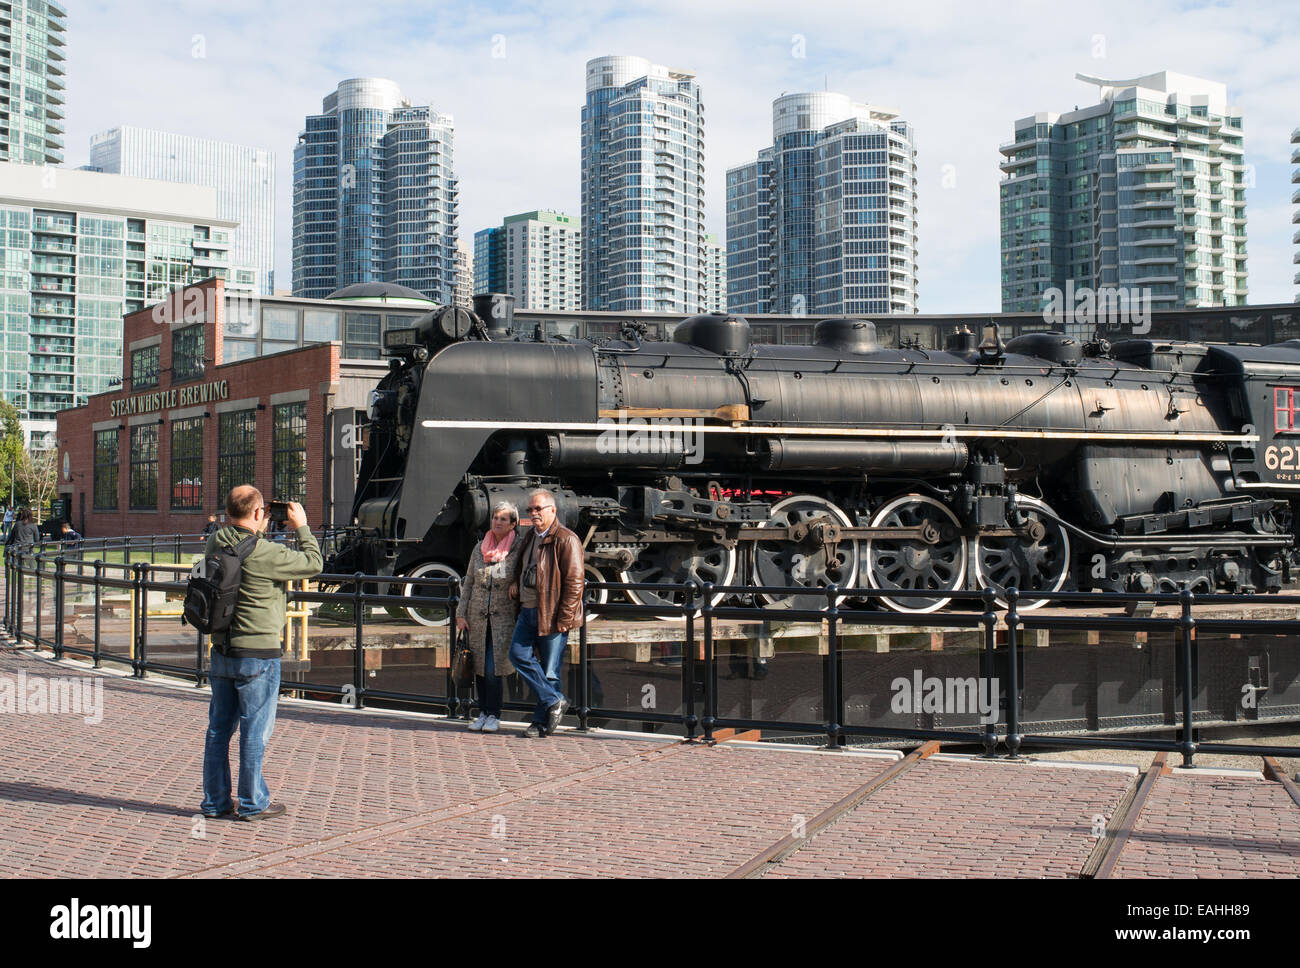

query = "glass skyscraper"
[[0, 0, 65, 166], [292, 79, 458, 303], [727, 93, 919, 316], [88, 126, 274, 294], [1000, 71, 1248, 317], [0, 162, 238, 439], [581, 56, 705, 313]]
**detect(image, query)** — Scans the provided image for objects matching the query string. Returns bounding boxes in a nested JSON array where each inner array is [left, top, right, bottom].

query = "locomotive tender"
[[336, 298, 1300, 620]]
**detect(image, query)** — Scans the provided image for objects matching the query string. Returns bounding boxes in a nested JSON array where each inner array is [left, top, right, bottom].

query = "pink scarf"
[[481, 528, 515, 564]]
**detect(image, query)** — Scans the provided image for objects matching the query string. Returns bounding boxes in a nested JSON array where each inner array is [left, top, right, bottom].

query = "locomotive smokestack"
[[473, 293, 515, 337]]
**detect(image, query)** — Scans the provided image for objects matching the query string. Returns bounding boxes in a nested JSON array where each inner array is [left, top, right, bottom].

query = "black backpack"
[[183, 534, 258, 635]]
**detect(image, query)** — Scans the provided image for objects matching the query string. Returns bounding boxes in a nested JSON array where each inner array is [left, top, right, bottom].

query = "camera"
[[267, 501, 290, 525]]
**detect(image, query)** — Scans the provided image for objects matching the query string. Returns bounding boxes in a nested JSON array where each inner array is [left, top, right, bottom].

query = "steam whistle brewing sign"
[[109, 379, 230, 418]]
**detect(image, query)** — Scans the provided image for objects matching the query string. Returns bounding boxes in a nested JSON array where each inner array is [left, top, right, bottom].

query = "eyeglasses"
[[527, 505, 553, 513]]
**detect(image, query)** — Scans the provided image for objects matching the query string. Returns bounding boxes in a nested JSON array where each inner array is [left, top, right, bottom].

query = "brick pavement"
[[1111, 773, 1300, 878], [2, 643, 1298, 878]]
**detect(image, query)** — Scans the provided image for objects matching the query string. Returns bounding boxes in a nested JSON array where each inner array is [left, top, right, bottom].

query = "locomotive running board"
[[421, 418, 1259, 445]]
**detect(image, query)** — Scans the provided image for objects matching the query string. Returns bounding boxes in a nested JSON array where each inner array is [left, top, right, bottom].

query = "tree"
[[18, 447, 57, 523], [0, 397, 25, 507]]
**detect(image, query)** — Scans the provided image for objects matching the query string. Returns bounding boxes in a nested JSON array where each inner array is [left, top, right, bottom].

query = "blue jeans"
[[509, 607, 567, 725], [201, 651, 281, 817]]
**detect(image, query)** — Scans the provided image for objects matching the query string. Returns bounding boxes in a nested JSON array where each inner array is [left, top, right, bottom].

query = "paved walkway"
[[2, 643, 1298, 878]]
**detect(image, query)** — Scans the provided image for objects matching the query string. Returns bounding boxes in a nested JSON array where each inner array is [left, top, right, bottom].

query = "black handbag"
[[451, 629, 474, 687]]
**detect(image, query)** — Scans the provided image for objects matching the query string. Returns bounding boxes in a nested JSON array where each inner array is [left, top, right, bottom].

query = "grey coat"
[[456, 537, 521, 677]]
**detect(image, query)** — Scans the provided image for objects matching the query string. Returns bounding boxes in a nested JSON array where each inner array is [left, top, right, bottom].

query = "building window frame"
[[128, 424, 159, 511], [93, 428, 119, 511], [131, 345, 159, 390], [171, 324, 205, 384], [272, 402, 308, 503], [169, 417, 204, 510], [217, 409, 258, 503]]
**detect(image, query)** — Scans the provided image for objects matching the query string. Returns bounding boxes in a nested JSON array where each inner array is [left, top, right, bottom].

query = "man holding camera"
[[508, 488, 584, 738], [200, 485, 322, 821]]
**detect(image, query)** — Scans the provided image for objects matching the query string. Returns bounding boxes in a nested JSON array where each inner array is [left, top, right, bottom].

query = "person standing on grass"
[[200, 485, 322, 822]]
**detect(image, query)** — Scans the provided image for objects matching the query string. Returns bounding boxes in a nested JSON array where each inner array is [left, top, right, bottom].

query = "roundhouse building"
[[54, 277, 437, 536]]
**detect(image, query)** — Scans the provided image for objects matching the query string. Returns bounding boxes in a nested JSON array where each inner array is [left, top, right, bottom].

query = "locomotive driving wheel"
[[583, 562, 609, 624], [865, 495, 967, 614], [399, 561, 461, 627], [750, 495, 859, 610], [972, 495, 1070, 610], [619, 538, 737, 615]]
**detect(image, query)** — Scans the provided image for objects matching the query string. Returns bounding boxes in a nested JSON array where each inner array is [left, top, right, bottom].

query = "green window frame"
[[128, 424, 158, 510], [93, 428, 119, 510], [272, 402, 307, 503], [169, 417, 204, 510], [217, 409, 257, 502]]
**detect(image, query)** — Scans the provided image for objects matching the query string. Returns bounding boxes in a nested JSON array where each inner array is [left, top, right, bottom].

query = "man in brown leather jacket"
[[508, 488, 584, 737]]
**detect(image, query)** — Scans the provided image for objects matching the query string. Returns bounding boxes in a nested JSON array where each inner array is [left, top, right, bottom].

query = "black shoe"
[[237, 802, 287, 822], [202, 806, 236, 820], [520, 723, 544, 738], [546, 698, 569, 735]]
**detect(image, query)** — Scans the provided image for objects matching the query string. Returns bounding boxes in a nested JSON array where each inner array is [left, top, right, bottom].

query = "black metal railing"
[[3, 544, 1299, 768]]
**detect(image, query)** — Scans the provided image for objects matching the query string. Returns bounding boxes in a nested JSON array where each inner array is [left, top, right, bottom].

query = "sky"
[[58, 0, 1300, 312]]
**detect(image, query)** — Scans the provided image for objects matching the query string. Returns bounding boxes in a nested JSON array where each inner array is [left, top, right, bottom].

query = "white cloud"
[[61, 0, 1300, 309]]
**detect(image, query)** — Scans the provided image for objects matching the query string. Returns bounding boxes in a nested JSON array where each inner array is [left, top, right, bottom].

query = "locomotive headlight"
[[367, 389, 397, 422]]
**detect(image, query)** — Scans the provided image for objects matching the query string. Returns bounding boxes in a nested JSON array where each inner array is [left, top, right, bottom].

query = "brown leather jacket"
[[511, 522, 584, 635]]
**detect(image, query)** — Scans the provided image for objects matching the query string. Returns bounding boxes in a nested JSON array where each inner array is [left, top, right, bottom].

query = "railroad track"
[[722, 743, 1300, 879]]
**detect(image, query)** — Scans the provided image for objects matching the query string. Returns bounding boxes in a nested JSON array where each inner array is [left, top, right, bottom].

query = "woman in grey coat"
[[455, 501, 521, 732]]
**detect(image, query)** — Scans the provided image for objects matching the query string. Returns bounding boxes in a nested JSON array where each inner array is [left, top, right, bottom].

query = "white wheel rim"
[[972, 496, 1070, 610], [584, 563, 608, 624], [401, 562, 460, 627], [866, 495, 966, 614], [750, 495, 859, 608], [619, 542, 736, 617]]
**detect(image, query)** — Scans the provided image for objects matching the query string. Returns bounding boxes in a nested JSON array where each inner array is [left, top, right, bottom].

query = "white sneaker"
[[481, 715, 500, 733], [468, 713, 487, 732]]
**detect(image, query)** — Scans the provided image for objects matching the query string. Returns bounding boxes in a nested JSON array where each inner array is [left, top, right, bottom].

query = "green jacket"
[[206, 524, 323, 657]]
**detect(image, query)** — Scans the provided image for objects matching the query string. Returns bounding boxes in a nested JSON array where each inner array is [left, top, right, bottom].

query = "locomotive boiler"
[[334, 300, 1300, 621]]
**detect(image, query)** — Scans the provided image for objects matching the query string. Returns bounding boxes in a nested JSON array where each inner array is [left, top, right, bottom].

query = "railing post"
[[447, 576, 461, 719], [981, 587, 999, 758], [92, 560, 103, 669], [702, 582, 716, 743], [577, 607, 590, 732], [34, 551, 43, 650], [1178, 586, 1197, 769], [150, 533, 156, 566], [1005, 587, 1022, 758], [352, 572, 366, 710], [15, 549, 25, 644], [823, 583, 842, 750], [3, 550, 10, 633], [174, 533, 181, 565], [683, 580, 698, 741], [53, 554, 65, 660], [135, 562, 149, 678]]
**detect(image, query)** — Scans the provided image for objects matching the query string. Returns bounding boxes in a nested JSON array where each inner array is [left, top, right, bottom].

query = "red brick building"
[[55, 278, 390, 536]]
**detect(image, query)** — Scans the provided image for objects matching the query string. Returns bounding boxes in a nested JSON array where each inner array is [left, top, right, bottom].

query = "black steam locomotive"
[[332, 296, 1300, 621]]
